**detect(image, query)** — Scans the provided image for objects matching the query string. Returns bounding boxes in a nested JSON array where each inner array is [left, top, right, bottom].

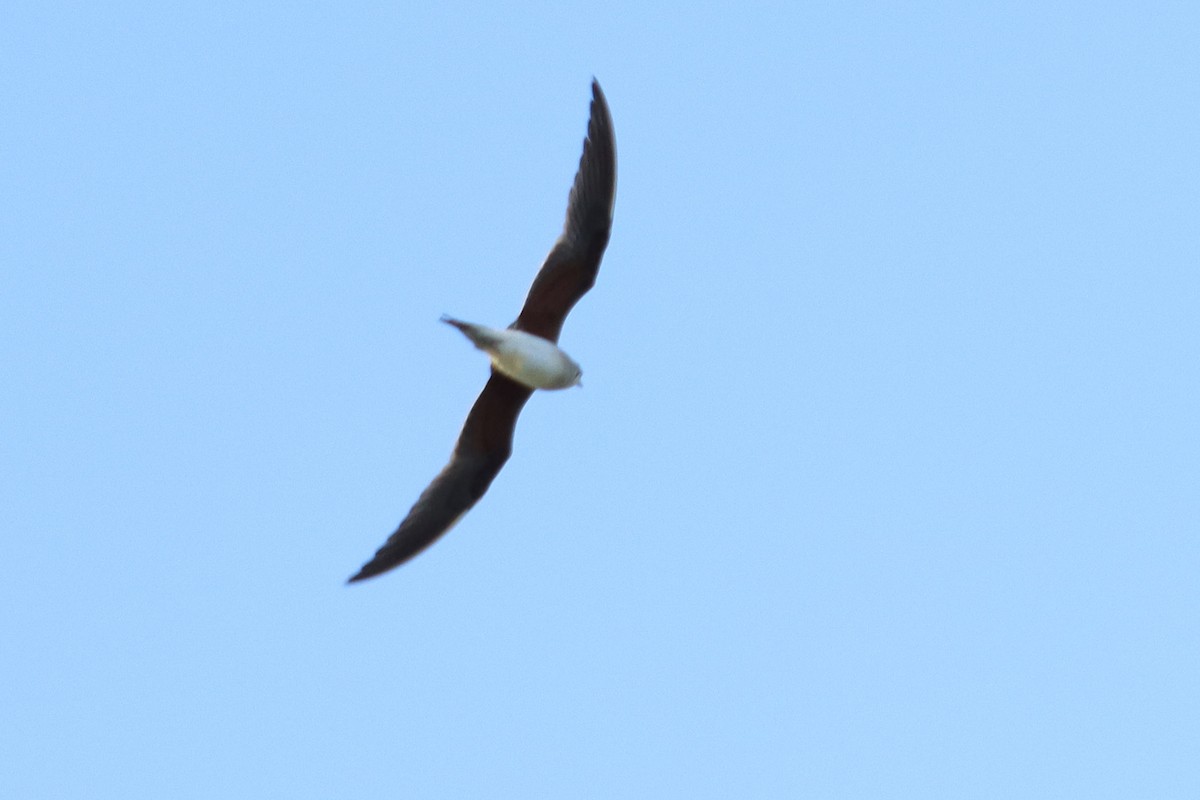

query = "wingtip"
[[346, 564, 383, 584], [587, 80, 613, 143]]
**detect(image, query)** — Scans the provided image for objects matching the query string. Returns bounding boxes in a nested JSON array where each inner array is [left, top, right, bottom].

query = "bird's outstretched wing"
[[347, 374, 533, 582], [513, 80, 617, 343]]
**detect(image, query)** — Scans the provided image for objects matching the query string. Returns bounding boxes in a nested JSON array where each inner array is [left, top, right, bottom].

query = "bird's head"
[[570, 363, 583, 388]]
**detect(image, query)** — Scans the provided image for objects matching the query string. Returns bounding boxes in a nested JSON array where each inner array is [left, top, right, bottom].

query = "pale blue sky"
[[3, 1, 1198, 797]]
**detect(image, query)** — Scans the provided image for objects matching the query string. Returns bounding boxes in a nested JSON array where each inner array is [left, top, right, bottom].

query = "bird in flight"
[[347, 80, 616, 583]]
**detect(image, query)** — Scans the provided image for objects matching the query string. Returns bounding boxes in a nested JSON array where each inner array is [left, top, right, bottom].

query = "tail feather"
[[440, 315, 500, 349]]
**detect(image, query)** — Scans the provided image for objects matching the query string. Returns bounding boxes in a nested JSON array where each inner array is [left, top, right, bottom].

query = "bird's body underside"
[[441, 316, 582, 390], [347, 80, 616, 583]]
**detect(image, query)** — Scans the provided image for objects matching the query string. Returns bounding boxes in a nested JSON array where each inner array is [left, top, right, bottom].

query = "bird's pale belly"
[[491, 333, 579, 390]]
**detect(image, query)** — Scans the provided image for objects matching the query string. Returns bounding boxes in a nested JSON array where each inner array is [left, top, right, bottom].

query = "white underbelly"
[[490, 332, 578, 390]]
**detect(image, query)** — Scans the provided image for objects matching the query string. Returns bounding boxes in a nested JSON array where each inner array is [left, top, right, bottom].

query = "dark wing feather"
[[513, 80, 617, 343], [347, 374, 533, 582]]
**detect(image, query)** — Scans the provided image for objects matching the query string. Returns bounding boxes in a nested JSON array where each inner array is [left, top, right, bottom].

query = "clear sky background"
[[3, 2, 1198, 797]]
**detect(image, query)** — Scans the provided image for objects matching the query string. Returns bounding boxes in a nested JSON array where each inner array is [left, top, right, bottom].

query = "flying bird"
[[347, 80, 616, 583]]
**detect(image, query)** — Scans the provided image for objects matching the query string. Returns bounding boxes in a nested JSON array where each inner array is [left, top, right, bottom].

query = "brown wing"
[[346, 374, 534, 582], [513, 80, 617, 343]]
